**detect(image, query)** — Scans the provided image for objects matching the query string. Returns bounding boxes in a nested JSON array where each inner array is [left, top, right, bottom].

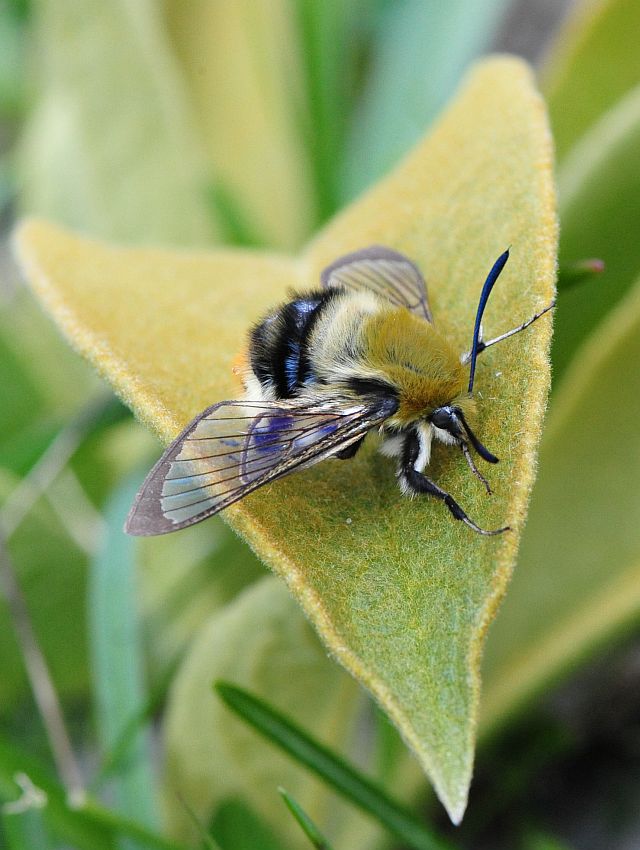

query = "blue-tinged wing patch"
[[125, 396, 397, 536]]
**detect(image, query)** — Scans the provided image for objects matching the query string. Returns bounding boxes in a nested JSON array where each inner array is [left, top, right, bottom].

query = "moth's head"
[[428, 402, 498, 463]]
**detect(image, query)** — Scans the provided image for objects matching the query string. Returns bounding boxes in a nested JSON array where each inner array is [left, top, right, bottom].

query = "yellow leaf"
[[14, 57, 557, 821]]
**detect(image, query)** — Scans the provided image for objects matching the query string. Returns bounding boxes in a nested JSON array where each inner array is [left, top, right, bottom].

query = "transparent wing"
[[125, 396, 397, 536], [321, 245, 432, 322]]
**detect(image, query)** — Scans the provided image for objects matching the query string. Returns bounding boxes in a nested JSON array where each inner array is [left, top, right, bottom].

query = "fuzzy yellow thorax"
[[363, 309, 469, 422]]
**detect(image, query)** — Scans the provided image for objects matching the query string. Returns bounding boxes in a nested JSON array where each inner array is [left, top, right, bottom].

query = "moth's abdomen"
[[249, 289, 339, 399]]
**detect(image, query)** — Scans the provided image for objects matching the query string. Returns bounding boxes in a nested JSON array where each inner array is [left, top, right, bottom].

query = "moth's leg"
[[336, 435, 366, 460], [460, 442, 492, 494], [461, 300, 555, 364], [400, 430, 508, 536]]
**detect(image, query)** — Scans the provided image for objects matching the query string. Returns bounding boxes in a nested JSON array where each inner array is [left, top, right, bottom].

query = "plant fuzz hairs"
[[126, 246, 554, 537]]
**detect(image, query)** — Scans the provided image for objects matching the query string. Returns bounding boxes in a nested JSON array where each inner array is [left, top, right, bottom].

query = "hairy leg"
[[399, 429, 508, 536]]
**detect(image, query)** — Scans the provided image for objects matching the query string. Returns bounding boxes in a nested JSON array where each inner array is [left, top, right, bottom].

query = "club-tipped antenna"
[[456, 408, 499, 464], [467, 249, 510, 393]]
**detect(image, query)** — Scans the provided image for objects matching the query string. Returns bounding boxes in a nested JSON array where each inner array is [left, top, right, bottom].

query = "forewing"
[[321, 245, 432, 321], [125, 397, 397, 536]]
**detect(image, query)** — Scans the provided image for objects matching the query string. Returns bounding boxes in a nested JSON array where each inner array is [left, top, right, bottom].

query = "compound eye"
[[430, 407, 456, 431]]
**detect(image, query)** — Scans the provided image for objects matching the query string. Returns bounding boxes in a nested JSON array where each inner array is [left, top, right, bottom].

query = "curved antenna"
[[456, 409, 499, 464], [467, 249, 510, 393]]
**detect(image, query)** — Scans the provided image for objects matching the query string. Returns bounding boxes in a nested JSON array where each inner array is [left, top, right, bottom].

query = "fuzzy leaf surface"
[[482, 275, 640, 730], [14, 58, 557, 821]]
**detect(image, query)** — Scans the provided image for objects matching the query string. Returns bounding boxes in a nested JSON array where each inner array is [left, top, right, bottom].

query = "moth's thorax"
[[305, 289, 381, 375], [362, 308, 467, 422]]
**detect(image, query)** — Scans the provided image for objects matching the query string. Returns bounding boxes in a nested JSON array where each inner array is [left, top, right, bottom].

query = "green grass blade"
[[206, 182, 267, 249], [2, 773, 53, 850], [0, 735, 188, 850], [278, 788, 334, 850], [173, 795, 224, 850], [89, 476, 158, 835], [95, 658, 179, 788], [214, 682, 455, 850], [292, 0, 370, 224], [208, 797, 283, 850]]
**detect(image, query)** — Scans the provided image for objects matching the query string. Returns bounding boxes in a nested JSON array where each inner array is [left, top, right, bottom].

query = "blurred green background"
[[1, 1, 640, 849]]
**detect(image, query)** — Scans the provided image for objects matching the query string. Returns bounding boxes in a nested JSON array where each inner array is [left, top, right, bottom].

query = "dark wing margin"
[[125, 396, 398, 536], [320, 245, 432, 322]]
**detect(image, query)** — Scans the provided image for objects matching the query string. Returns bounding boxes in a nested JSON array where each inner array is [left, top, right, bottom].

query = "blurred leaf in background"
[[0, 0, 28, 127], [543, 0, 640, 161], [543, 0, 640, 379], [163, 0, 314, 250], [553, 85, 640, 379], [482, 272, 640, 732], [19, 0, 218, 246], [0, 397, 130, 718], [0, 315, 46, 469], [0, 470, 89, 711], [341, 0, 511, 201], [477, 0, 640, 729], [165, 577, 421, 850], [138, 517, 264, 680]]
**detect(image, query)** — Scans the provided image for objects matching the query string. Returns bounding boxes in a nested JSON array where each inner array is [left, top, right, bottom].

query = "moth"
[[126, 246, 553, 537]]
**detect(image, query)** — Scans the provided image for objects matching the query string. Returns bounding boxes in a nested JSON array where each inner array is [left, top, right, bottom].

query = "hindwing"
[[321, 245, 432, 321]]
